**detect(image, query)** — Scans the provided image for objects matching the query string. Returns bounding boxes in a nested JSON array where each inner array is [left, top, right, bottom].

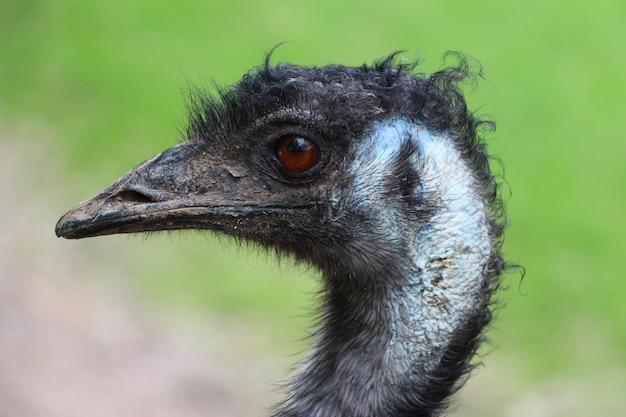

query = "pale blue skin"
[[359, 118, 489, 370]]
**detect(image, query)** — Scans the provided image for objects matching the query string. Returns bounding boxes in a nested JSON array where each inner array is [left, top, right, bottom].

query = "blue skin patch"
[[368, 119, 406, 160], [347, 117, 491, 374], [347, 118, 415, 213]]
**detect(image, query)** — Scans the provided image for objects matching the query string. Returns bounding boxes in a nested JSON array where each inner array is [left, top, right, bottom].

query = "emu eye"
[[276, 135, 319, 173]]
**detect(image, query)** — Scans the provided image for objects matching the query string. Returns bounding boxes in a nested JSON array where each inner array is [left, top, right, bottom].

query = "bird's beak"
[[55, 142, 318, 239]]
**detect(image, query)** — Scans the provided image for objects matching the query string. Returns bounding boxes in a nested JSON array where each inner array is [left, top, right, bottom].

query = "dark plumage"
[[56, 51, 507, 417]]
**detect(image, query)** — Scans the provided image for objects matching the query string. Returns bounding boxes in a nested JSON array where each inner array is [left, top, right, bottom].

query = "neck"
[[275, 221, 492, 417], [274, 262, 490, 417]]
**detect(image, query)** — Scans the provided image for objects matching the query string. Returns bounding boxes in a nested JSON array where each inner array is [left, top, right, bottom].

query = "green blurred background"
[[1, 1, 624, 416]]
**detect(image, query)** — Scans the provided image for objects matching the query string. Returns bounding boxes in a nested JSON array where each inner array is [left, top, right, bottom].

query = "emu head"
[[56, 55, 501, 278], [56, 54, 506, 417]]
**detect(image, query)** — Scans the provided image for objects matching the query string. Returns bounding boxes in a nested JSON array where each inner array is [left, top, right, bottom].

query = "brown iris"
[[276, 135, 319, 173]]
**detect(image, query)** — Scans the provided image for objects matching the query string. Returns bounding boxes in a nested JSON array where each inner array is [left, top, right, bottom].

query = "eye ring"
[[275, 135, 319, 173]]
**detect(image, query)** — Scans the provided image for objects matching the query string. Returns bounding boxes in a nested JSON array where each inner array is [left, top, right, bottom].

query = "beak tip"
[[54, 194, 112, 239], [55, 205, 98, 239], [55, 212, 74, 239]]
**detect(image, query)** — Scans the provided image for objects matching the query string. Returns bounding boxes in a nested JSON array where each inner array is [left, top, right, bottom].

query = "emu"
[[56, 52, 507, 417]]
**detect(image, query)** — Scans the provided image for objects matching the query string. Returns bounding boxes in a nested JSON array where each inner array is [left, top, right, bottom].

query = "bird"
[[55, 51, 507, 417]]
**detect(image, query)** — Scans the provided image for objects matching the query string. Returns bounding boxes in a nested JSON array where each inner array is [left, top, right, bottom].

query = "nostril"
[[114, 190, 156, 203]]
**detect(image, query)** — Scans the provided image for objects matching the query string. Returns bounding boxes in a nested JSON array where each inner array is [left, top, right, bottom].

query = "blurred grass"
[[1, 0, 625, 412]]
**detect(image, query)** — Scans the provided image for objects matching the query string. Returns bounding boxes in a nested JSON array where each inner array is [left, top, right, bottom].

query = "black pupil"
[[286, 137, 310, 154]]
